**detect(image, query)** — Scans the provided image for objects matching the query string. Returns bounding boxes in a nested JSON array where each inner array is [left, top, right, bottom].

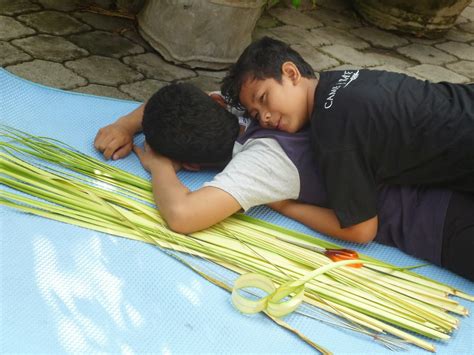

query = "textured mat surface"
[[1, 68, 473, 354]]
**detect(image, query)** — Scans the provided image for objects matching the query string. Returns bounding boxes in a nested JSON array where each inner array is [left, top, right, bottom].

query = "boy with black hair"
[[221, 36, 474, 236], [95, 82, 473, 280]]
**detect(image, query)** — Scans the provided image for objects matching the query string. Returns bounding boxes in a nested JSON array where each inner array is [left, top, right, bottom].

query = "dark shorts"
[[441, 191, 474, 281]]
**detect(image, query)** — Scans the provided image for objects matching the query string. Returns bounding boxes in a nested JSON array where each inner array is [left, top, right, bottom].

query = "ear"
[[209, 93, 227, 108], [182, 162, 202, 171], [281, 61, 301, 85]]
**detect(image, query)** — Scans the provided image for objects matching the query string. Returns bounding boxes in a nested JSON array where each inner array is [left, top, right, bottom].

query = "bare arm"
[[268, 200, 378, 244], [94, 103, 145, 160], [134, 144, 242, 234]]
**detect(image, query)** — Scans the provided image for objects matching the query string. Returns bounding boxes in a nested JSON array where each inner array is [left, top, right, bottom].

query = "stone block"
[[73, 11, 135, 31], [0, 41, 32, 66], [0, 16, 35, 40], [73, 84, 134, 100], [17, 11, 90, 35], [352, 27, 409, 49], [291, 44, 339, 71], [446, 60, 474, 79], [307, 7, 362, 30], [319, 45, 382, 67], [37, 0, 83, 11], [268, 7, 323, 29], [12, 34, 89, 62], [408, 64, 469, 83], [6, 60, 87, 89], [435, 41, 474, 60], [309, 26, 369, 49], [396, 44, 457, 65], [65, 55, 143, 86], [119, 79, 168, 101], [68, 30, 144, 58], [122, 53, 196, 81], [0, 0, 40, 15]]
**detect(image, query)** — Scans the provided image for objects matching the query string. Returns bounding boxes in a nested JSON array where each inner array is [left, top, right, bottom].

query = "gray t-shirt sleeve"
[[203, 138, 300, 211]]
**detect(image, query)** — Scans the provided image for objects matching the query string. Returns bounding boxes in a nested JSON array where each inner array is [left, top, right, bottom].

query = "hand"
[[133, 143, 182, 173], [94, 122, 134, 160]]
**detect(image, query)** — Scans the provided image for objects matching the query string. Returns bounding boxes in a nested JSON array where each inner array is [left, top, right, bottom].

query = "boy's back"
[[311, 69, 474, 227]]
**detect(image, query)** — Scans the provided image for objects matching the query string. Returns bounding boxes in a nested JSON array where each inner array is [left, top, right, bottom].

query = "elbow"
[[345, 216, 378, 244], [163, 206, 196, 234]]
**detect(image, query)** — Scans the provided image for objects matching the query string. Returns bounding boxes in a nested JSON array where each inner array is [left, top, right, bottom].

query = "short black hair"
[[221, 36, 316, 109], [142, 83, 239, 164]]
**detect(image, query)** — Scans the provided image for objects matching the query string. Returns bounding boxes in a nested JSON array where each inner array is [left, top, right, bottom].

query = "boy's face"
[[239, 66, 309, 133]]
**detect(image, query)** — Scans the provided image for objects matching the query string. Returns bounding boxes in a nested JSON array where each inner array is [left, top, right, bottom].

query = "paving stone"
[[328, 64, 362, 71], [455, 14, 470, 25], [307, 7, 362, 30], [12, 34, 88, 62], [446, 60, 474, 80], [0, 16, 35, 40], [268, 25, 313, 46], [122, 29, 154, 51], [445, 28, 474, 42], [406, 36, 444, 45], [73, 11, 135, 31], [268, 7, 323, 29], [0, 0, 41, 15], [17, 10, 90, 35], [291, 44, 339, 71], [458, 21, 474, 34], [396, 43, 457, 65], [0, 41, 32, 66], [73, 84, 134, 100], [319, 45, 382, 67], [68, 30, 144, 58], [308, 26, 369, 49], [435, 41, 474, 60], [178, 75, 223, 92], [352, 27, 409, 49], [407, 64, 469, 83], [252, 27, 277, 41], [65, 55, 143, 85], [460, 5, 474, 19], [119, 79, 167, 101], [6, 60, 87, 89], [363, 51, 413, 69], [122, 53, 196, 81], [255, 12, 280, 29], [36, 0, 83, 11], [369, 65, 424, 80]]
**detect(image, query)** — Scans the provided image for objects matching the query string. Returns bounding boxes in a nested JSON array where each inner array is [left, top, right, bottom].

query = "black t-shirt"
[[311, 69, 474, 228]]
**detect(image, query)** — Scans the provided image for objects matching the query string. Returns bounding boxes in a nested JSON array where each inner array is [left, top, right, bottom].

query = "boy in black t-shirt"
[[221, 37, 474, 236]]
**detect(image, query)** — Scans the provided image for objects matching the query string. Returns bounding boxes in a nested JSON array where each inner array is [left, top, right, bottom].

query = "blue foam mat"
[[1, 68, 473, 354]]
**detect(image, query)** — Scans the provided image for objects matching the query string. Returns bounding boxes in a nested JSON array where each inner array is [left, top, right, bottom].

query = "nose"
[[260, 111, 271, 126]]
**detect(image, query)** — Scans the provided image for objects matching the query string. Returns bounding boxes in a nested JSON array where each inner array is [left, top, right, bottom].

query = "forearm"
[[148, 164, 241, 234], [276, 203, 377, 243], [116, 103, 145, 134]]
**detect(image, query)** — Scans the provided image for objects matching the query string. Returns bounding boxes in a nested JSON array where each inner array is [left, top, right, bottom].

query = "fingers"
[[112, 143, 133, 161]]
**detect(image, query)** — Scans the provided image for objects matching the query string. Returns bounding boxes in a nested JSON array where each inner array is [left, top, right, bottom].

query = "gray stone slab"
[[0, 41, 32, 66], [369, 65, 424, 80], [6, 60, 87, 89], [268, 25, 313, 46], [0, 0, 40, 15], [73, 84, 134, 100], [435, 41, 474, 61], [252, 27, 280, 41], [0, 16, 35, 40], [255, 12, 280, 29], [178, 75, 223, 92], [446, 60, 474, 80], [352, 27, 409, 49], [68, 30, 144, 58], [119, 79, 168, 102], [455, 15, 470, 25], [17, 11, 90, 35], [12, 34, 89, 62], [308, 26, 369, 50], [72, 11, 135, 31], [460, 5, 474, 19], [291, 44, 339, 71], [396, 44, 457, 65], [36, 0, 82, 11], [445, 28, 474, 42], [122, 53, 196, 81], [319, 45, 382, 67], [121, 29, 154, 52], [363, 51, 413, 69], [65, 55, 143, 85], [407, 64, 469, 83], [328, 64, 362, 71], [268, 7, 323, 29], [458, 21, 474, 34], [314, 0, 353, 12], [307, 7, 362, 30]]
